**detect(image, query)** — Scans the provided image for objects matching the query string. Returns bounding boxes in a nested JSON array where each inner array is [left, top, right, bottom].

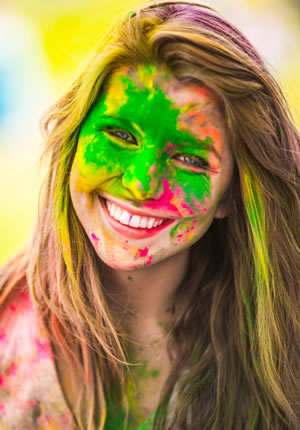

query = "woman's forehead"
[[105, 63, 219, 110]]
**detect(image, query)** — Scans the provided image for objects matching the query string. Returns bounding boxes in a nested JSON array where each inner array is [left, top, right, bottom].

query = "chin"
[[98, 255, 144, 272]]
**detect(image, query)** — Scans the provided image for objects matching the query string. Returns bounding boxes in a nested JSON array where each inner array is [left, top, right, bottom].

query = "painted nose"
[[121, 159, 164, 201]]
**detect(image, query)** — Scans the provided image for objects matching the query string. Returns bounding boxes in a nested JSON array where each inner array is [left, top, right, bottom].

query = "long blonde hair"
[[1, 1, 300, 428]]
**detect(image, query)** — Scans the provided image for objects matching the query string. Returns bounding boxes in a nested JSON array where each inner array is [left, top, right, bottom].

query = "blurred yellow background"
[[0, 0, 299, 265]]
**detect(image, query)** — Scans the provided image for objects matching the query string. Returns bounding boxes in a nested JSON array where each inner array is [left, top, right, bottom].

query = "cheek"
[[169, 213, 214, 248], [172, 173, 212, 214], [72, 146, 121, 193]]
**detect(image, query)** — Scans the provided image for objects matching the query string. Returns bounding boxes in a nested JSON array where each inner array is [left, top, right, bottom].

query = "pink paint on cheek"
[[144, 180, 182, 216], [0, 333, 5, 342], [138, 247, 149, 257], [193, 199, 208, 214], [175, 186, 196, 216], [0, 377, 4, 387], [9, 305, 16, 312], [0, 404, 6, 416], [179, 201, 195, 216]]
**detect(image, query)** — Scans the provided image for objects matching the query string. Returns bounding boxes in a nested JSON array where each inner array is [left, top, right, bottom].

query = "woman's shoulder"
[[0, 266, 74, 429]]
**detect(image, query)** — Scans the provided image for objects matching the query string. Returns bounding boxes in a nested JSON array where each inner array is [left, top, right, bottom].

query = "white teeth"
[[147, 218, 156, 229], [114, 206, 122, 221], [107, 200, 112, 212], [119, 210, 130, 225], [110, 202, 117, 217], [105, 199, 167, 229], [129, 215, 140, 228], [140, 217, 148, 228], [153, 219, 161, 228]]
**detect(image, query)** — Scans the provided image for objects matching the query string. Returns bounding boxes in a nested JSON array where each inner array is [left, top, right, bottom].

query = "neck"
[[101, 249, 190, 340]]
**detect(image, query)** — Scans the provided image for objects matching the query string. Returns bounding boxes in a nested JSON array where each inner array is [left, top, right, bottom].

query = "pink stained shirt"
[[0, 273, 75, 429]]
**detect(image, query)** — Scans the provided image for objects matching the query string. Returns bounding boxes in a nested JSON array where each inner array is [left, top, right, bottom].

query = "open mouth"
[[98, 196, 175, 239]]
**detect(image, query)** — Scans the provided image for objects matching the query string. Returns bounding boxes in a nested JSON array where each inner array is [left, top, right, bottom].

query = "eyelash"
[[105, 129, 137, 144], [105, 128, 210, 171], [173, 154, 210, 170]]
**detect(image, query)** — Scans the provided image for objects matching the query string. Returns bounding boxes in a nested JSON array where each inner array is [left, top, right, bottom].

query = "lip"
[[98, 196, 176, 240]]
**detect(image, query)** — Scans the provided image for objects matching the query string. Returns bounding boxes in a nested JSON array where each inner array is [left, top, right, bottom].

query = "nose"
[[121, 155, 164, 201]]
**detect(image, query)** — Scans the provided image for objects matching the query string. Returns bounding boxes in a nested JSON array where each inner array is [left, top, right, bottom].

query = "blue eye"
[[105, 128, 137, 145], [174, 153, 210, 170]]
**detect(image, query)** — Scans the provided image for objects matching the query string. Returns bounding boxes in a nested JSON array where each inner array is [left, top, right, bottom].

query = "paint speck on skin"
[[150, 369, 160, 378], [91, 232, 99, 243], [0, 334, 5, 342], [7, 361, 17, 376], [0, 404, 6, 415], [35, 339, 52, 360], [146, 255, 153, 265], [138, 247, 149, 257], [9, 305, 16, 312], [0, 377, 4, 387]]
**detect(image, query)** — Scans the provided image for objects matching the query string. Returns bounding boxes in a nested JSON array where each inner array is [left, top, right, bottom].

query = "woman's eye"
[[105, 129, 137, 145], [174, 154, 210, 170]]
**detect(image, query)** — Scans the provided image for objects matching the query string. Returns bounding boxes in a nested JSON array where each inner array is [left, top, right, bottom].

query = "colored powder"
[[78, 63, 213, 208], [144, 180, 182, 215], [35, 339, 52, 360], [138, 247, 149, 257], [146, 255, 153, 265], [7, 361, 17, 376], [91, 232, 99, 243]]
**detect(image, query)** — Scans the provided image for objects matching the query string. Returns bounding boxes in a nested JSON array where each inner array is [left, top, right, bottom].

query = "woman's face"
[[70, 64, 234, 270]]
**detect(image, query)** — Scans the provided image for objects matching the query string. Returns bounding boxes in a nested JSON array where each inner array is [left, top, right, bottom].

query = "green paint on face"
[[75, 63, 220, 211]]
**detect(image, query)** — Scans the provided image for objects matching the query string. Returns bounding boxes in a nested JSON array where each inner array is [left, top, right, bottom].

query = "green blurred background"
[[0, 0, 299, 265]]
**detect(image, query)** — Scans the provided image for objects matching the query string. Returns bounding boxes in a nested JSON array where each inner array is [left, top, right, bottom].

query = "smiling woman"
[[0, 1, 299, 430], [70, 64, 233, 270]]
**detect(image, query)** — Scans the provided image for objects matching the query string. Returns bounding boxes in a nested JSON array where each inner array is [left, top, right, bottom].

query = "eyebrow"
[[96, 114, 221, 160]]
